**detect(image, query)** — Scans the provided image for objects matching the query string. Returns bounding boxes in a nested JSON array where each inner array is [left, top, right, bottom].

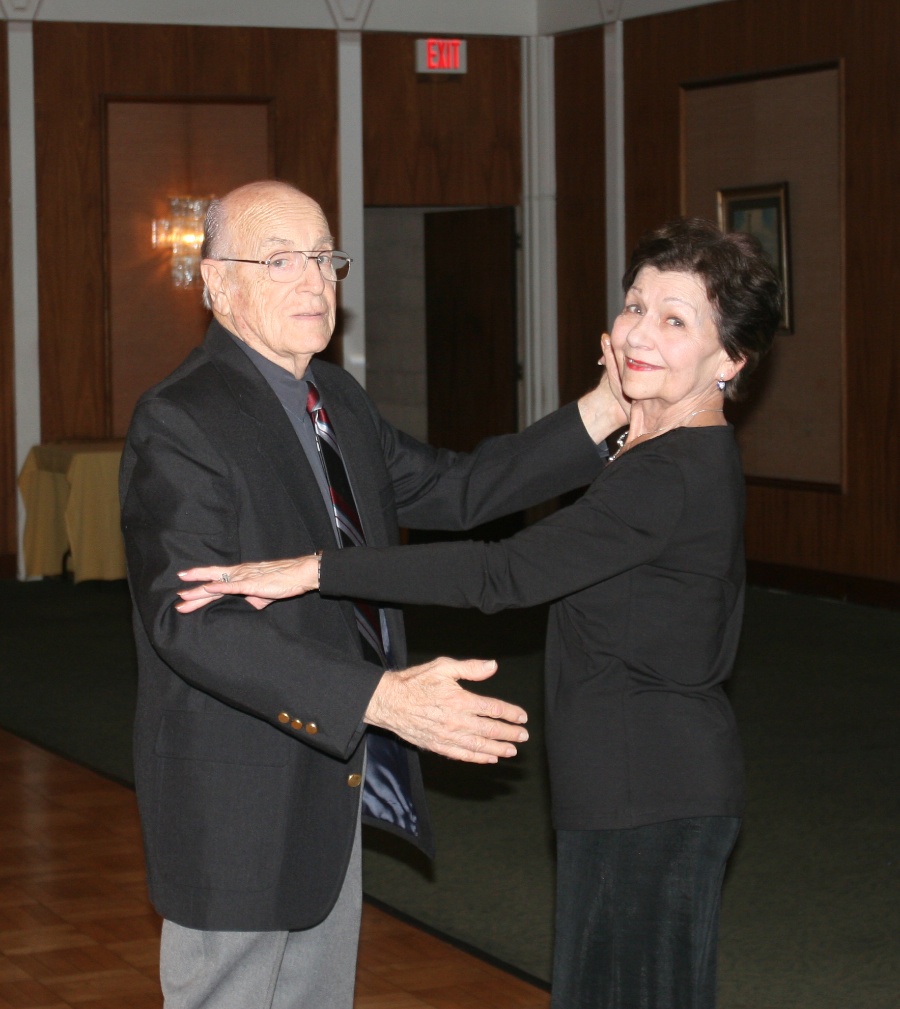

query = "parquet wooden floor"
[[0, 729, 549, 1009]]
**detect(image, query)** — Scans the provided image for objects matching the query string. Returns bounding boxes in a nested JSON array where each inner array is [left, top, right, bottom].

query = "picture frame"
[[717, 182, 792, 333]]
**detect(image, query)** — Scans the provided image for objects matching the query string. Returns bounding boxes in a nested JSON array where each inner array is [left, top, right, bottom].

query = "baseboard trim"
[[362, 893, 551, 993], [747, 561, 900, 610]]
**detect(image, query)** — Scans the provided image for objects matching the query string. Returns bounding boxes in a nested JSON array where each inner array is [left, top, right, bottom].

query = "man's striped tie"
[[306, 381, 420, 839], [305, 381, 387, 666]]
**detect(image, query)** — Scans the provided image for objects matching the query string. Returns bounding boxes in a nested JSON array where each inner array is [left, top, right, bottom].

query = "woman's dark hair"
[[622, 217, 783, 400]]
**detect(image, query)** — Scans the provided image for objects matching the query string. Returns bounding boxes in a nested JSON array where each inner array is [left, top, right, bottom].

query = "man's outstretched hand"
[[366, 657, 528, 764]]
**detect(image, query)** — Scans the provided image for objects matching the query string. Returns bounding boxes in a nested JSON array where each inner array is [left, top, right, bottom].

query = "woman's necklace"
[[608, 407, 724, 462]]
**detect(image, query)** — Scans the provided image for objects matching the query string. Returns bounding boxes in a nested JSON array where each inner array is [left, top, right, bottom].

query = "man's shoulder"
[[142, 344, 213, 399], [137, 325, 252, 408], [311, 358, 363, 394], [310, 359, 378, 419]]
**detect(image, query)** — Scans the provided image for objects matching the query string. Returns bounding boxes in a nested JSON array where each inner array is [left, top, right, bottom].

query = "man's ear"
[[201, 260, 230, 313]]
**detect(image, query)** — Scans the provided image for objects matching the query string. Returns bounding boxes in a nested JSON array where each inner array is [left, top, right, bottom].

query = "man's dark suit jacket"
[[120, 319, 604, 932]]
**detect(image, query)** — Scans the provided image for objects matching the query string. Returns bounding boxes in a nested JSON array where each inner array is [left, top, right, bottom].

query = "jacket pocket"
[[153, 708, 291, 892]]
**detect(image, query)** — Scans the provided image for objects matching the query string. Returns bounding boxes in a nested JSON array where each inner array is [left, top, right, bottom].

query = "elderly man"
[[120, 179, 623, 1009]]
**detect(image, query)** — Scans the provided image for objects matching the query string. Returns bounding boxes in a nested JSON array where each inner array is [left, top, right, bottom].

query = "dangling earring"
[[716, 376, 726, 392]]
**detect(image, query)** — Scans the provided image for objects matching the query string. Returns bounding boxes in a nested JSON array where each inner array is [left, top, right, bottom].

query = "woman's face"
[[610, 266, 742, 410]]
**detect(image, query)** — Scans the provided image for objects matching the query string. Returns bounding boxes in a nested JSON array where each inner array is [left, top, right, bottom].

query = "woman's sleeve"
[[379, 400, 607, 532], [321, 448, 684, 614]]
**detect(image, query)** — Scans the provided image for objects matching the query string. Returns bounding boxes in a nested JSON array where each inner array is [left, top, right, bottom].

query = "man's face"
[[203, 188, 337, 378]]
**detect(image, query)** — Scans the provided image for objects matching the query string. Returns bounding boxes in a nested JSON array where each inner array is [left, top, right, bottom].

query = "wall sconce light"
[[152, 195, 212, 288]]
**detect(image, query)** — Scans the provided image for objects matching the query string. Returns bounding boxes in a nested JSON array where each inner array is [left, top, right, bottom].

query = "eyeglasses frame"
[[206, 250, 353, 282]]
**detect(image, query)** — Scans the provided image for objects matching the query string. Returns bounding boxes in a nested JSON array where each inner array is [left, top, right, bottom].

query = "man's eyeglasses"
[[209, 250, 352, 283]]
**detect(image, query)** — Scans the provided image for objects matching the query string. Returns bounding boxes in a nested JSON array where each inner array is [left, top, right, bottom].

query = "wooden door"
[[421, 206, 522, 542], [424, 207, 518, 452]]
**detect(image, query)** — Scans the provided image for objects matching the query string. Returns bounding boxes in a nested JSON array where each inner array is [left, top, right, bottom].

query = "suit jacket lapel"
[[311, 365, 388, 550], [201, 322, 371, 653], [203, 323, 385, 657], [203, 322, 336, 550]]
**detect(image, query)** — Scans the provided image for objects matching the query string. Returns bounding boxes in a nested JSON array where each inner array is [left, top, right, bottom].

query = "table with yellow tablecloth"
[[18, 440, 126, 582]]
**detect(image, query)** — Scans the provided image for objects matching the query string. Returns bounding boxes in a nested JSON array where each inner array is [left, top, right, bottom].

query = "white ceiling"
[[10, 0, 732, 35]]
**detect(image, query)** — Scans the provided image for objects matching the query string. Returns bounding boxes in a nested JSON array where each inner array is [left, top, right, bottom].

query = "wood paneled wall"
[[0, 25, 12, 574], [32, 23, 338, 447], [106, 101, 271, 436], [622, 0, 899, 588], [3, 23, 527, 574], [554, 26, 607, 407], [362, 34, 521, 206]]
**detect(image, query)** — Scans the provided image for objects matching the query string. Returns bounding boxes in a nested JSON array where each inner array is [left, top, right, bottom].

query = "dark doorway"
[[424, 207, 519, 451], [418, 206, 522, 542]]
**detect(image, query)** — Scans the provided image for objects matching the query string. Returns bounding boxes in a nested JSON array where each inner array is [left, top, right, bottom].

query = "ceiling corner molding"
[[0, 0, 42, 20], [538, 0, 730, 35], [325, 0, 374, 31]]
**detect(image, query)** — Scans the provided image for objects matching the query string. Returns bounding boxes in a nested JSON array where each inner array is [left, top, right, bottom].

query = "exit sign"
[[415, 38, 467, 74]]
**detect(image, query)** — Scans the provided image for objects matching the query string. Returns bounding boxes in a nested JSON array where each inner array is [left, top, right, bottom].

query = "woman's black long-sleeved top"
[[321, 425, 746, 830]]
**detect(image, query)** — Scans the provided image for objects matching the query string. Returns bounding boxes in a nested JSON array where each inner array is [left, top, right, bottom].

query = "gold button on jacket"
[[347, 774, 362, 788]]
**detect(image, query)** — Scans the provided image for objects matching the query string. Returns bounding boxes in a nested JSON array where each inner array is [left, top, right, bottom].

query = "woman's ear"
[[720, 354, 746, 383]]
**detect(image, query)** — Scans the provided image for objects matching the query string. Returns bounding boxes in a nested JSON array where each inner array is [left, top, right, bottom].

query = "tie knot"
[[305, 381, 321, 417]]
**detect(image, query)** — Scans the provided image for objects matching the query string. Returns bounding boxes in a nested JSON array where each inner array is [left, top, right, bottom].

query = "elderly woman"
[[179, 218, 782, 1008]]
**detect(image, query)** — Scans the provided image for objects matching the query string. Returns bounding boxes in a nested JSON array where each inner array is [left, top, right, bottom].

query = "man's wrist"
[[364, 670, 394, 729]]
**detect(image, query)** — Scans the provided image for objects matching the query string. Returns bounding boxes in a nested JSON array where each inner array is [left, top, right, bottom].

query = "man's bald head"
[[199, 181, 338, 379]]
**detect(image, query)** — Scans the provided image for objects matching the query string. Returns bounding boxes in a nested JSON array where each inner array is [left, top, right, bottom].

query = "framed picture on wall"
[[717, 182, 792, 332]]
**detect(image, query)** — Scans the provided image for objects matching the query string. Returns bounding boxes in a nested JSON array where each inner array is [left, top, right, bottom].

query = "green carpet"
[[0, 578, 897, 1006], [0, 578, 137, 784]]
